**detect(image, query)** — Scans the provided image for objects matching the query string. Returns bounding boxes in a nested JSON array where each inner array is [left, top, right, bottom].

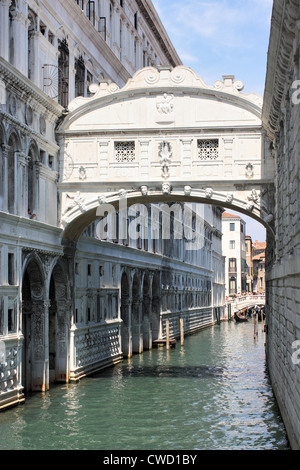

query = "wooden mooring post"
[[166, 319, 170, 351], [180, 318, 184, 347]]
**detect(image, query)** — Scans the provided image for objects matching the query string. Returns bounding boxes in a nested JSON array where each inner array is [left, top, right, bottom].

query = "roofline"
[[136, 0, 182, 68]]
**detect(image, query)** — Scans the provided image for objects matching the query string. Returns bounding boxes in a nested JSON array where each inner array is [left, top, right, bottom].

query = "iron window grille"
[[115, 142, 136, 162], [197, 139, 219, 160]]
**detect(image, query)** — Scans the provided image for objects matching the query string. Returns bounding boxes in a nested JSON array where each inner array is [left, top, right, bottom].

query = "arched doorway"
[[48, 262, 70, 384], [22, 257, 46, 392]]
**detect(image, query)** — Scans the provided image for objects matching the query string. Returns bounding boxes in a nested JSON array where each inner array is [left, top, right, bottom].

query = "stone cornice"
[[262, 0, 300, 140], [136, 0, 182, 68], [0, 57, 64, 118]]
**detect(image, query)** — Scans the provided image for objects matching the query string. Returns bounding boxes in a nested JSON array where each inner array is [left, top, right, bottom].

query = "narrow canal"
[[0, 320, 289, 450]]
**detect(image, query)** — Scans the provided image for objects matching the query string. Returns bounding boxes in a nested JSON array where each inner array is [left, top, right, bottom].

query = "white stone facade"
[[222, 212, 247, 297], [262, 0, 300, 450], [0, 0, 225, 411]]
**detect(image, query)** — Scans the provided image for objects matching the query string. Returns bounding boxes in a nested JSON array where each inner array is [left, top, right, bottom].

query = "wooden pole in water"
[[254, 313, 257, 338], [166, 319, 170, 350], [180, 317, 184, 347]]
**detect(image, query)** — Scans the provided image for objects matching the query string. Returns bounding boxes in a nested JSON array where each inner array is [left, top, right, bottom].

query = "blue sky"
[[153, 0, 273, 96], [153, 0, 272, 240]]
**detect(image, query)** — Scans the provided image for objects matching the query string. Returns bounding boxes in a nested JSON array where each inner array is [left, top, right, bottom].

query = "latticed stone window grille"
[[115, 142, 136, 162], [197, 139, 219, 160]]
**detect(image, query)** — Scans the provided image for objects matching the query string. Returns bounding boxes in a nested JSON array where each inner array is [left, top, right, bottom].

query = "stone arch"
[[48, 259, 70, 384], [21, 253, 47, 393]]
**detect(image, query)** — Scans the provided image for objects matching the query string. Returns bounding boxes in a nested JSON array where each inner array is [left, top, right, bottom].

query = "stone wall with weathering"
[[262, 0, 300, 450]]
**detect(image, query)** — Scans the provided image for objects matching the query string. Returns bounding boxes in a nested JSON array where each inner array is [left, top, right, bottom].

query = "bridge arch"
[[56, 65, 275, 249]]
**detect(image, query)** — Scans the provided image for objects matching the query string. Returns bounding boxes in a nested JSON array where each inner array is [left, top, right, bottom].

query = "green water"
[[0, 321, 289, 450]]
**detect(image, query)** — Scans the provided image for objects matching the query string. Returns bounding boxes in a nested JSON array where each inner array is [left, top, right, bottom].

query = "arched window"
[[27, 142, 39, 218], [7, 131, 19, 214]]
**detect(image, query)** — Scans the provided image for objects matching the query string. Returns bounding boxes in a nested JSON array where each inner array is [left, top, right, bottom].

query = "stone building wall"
[[262, 0, 300, 450]]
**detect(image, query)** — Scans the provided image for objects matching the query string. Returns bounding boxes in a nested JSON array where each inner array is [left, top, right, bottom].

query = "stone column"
[[120, 296, 132, 357], [0, 0, 11, 61], [55, 300, 71, 383], [16, 152, 30, 217], [31, 300, 50, 392], [142, 293, 152, 350], [9, 9, 28, 75], [132, 296, 143, 354]]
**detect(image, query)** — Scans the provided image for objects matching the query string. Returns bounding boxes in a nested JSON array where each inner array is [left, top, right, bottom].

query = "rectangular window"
[[229, 258, 237, 273], [8, 308, 14, 333], [8, 253, 14, 285], [75, 0, 84, 8], [229, 240, 235, 249], [58, 39, 69, 108], [230, 223, 235, 231], [75, 56, 85, 97], [87, 264, 91, 276], [98, 17, 106, 41], [86, 1, 96, 26]]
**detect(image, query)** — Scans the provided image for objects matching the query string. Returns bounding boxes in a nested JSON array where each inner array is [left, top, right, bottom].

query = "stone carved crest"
[[159, 141, 172, 180], [78, 166, 87, 180], [156, 93, 174, 123], [156, 93, 174, 115], [245, 163, 254, 178]]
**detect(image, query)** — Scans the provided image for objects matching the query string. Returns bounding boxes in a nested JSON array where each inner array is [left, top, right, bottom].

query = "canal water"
[[0, 321, 289, 450]]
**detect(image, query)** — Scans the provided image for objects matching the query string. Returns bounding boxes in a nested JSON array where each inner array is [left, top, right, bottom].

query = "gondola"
[[234, 312, 248, 323]]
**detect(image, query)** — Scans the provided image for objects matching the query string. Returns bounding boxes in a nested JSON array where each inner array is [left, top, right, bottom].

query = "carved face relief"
[[162, 181, 171, 195], [205, 188, 213, 198], [140, 185, 148, 196], [184, 185, 192, 196]]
